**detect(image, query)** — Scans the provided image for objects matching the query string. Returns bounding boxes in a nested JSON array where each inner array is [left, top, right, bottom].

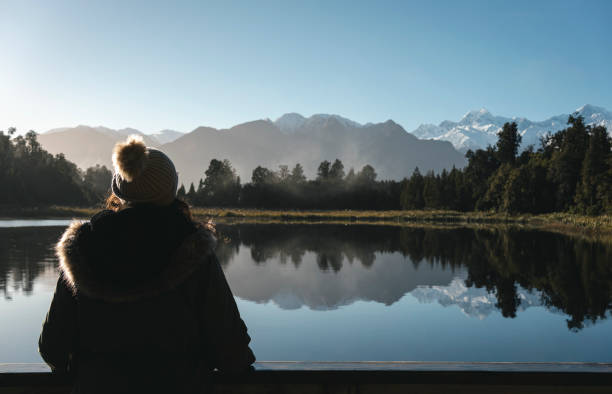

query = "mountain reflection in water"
[[1, 223, 610, 331], [215, 224, 612, 331]]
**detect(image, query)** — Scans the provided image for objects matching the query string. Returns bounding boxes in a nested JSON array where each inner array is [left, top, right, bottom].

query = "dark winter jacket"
[[39, 204, 255, 394]]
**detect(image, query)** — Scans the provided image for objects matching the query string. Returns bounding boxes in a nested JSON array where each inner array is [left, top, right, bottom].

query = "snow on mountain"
[[410, 277, 543, 319], [411, 105, 612, 152]]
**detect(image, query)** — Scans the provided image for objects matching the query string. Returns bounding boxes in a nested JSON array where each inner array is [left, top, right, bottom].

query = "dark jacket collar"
[[56, 207, 216, 302]]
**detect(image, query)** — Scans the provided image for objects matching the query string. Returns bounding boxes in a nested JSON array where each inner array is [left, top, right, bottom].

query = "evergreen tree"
[[478, 164, 513, 211], [345, 168, 356, 184], [200, 159, 240, 206], [496, 122, 522, 164], [83, 164, 113, 202], [187, 182, 197, 202], [329, 159, 345, 181], [277, 165, 290, 182], [289, 163, 306, 184], [575, 125, 612, 214], [317, 160, 331, 180], [251, 166, 277, 186], [177, 184, 186, 199], [465, 146, 500, 209], [357, 164, 377, 184], [422, 171, 441, 208], [400, 167, 424, 209], [548, 115, 590, 211]]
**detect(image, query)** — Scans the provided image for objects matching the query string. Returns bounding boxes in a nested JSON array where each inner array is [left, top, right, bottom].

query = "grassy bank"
[[0, 205, 97, 219], [192, 208, 612, 239], [2, 205, 611, 240]]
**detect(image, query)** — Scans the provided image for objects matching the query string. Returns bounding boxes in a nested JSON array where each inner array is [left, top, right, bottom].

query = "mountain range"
[[39, 126, 183, 171], [411, 104, 612, 152], [38, 115, 465, 186], [36, 104, 611, 186]]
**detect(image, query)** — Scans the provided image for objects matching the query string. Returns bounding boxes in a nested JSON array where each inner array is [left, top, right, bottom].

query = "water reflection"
[[0, 226, 63, 300], [1, 222, 610, 331], [215, 224, 612, 331]]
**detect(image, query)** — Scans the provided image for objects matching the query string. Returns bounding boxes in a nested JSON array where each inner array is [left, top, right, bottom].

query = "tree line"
[[0, 128, 112, 206], [213, 224, 612, 330], [3, 114, 611, 214], [400, 115, 612, 214], [4, 223, 609, 330], [179, 159, 402, 210]]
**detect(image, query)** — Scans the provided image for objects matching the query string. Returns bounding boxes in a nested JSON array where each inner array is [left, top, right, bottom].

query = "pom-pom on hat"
[[111, 135, 178, 206]]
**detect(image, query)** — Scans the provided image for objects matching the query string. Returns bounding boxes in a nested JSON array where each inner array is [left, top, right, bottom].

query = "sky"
[[1, 0, 611, 135]]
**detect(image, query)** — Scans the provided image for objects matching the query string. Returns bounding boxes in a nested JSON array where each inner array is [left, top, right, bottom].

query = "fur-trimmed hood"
[[56, 206, 216, 302]]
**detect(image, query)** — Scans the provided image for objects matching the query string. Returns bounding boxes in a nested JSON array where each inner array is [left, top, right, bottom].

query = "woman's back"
[[39, 137, 255, 393]]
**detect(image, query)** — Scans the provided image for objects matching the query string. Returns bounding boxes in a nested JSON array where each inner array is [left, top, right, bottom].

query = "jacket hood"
[[56, 206, 216, 302]]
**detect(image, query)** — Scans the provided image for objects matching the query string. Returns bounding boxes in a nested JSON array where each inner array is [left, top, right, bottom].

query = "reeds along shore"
[[2, 205, 611, 241]]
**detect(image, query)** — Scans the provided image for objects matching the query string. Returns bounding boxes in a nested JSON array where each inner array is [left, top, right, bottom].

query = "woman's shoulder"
[[54, 210, 115, 284], [54, 210, 218, 302]]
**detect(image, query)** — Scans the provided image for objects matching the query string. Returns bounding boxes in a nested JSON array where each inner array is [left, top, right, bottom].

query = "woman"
[[39, 136, 255, 393]]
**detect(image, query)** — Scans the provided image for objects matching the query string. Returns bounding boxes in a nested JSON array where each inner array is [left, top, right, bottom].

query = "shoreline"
[[2, 206, 611, 241]]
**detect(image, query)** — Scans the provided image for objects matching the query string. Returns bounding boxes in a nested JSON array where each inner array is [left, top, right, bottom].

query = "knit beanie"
[[111, 135, 178, 206]]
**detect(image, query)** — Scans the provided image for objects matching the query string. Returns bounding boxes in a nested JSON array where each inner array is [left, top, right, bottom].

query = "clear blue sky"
[[1, 0, 611, 134]]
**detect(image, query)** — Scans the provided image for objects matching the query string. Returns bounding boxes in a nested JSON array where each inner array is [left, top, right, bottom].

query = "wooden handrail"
[[1, 362, 611, 393]]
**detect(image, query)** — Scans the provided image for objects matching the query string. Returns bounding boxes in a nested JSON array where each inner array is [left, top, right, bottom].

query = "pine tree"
[[400, 167, 424, 209], [177, 184, 186, 199], [422, 171, 441, 208], [496, 122, 522, 164], [317, 160, 331, 180], [187, 182, 196, 201], [575, 125, 612, 214], [329, 159, 345, 181], [548, 115, 590, 211], [290, 163, 306, 184]]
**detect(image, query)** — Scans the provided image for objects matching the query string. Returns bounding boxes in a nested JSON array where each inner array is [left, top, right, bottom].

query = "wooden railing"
[[2, 362, 611, 394]]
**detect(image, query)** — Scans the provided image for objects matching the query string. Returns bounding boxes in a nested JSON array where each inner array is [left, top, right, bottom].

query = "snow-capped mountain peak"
[[410, 277, 543, 319], [411, 104, 612, 152], [460, 107, 491, 122]]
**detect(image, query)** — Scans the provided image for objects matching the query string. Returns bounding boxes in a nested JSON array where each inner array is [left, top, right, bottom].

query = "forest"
[[0, 128, 111, 206], [1, 115, 610, 214]]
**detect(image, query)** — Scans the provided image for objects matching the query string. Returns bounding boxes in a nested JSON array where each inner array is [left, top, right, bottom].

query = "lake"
[[1, 220, 611, 365]]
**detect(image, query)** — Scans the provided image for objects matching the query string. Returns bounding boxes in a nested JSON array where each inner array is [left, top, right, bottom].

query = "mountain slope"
[[411, 104, 612, 152], [38, 126, 160, 171], [150, 129, 184, 144], [163, 115, 466, 186], [37, 115, 467, 186]]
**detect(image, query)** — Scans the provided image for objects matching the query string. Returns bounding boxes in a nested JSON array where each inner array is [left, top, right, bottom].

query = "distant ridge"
[[161, 116, 465, 185], [411, 104, 612, 152], [37, 105, 612, 185], [38, 126, 182, 171], [38, 115, 466, 186]]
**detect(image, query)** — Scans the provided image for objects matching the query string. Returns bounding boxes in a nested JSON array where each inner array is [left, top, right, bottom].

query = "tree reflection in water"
[[216, 224, 612, 331], [1, 223, 610, 331], [0, 227, 63, 300]]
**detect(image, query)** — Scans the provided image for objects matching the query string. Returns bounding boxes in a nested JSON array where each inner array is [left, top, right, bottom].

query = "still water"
[[1, 221, 611, 363]]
